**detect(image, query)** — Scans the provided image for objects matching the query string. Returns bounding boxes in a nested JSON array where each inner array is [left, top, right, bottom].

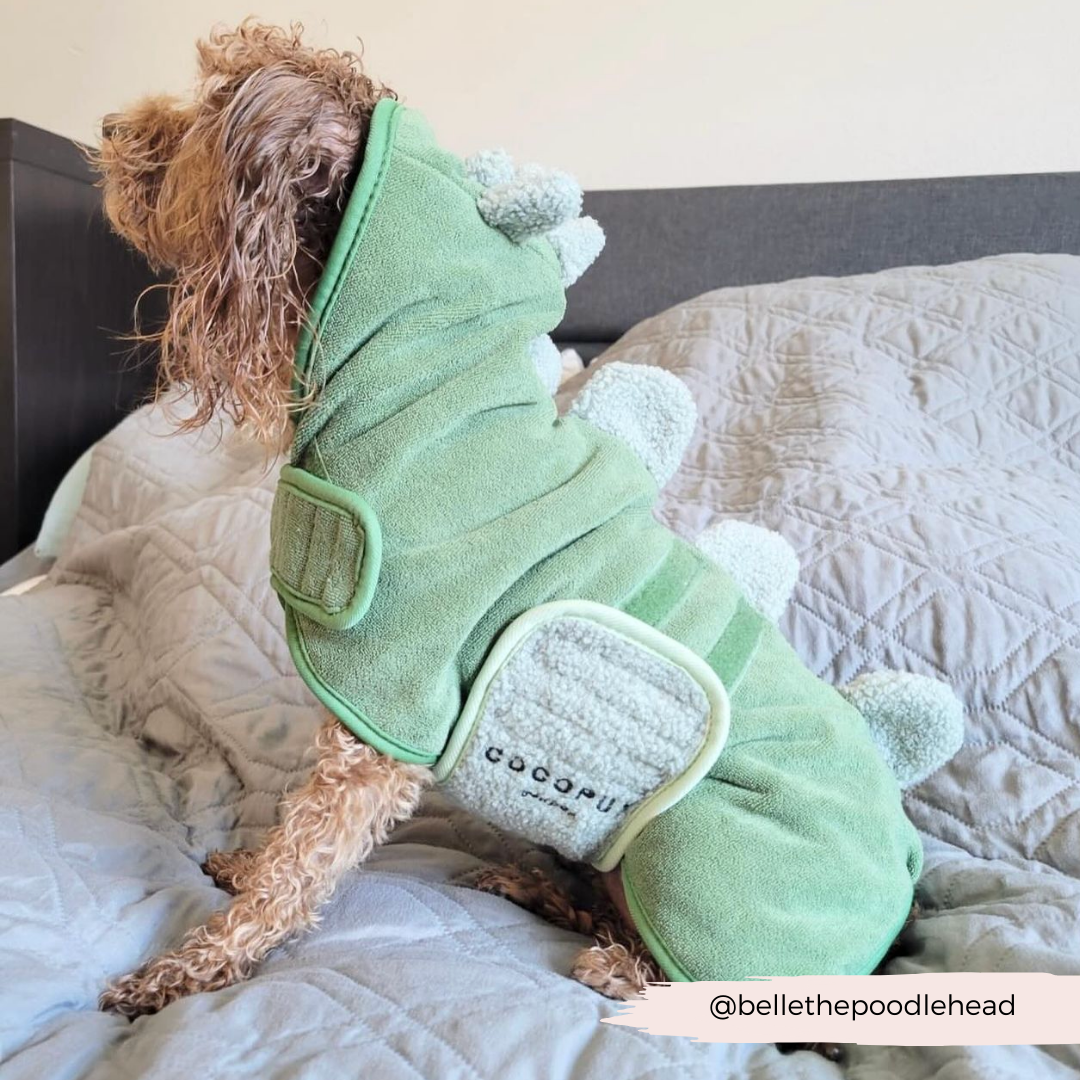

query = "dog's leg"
[[100, 719, 430, 1018], [476, 863, 661, 999], [475, 864, 600, 933]]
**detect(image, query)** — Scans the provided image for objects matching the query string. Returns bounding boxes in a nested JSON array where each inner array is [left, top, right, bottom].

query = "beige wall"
[[2, 0, 1078, 189]]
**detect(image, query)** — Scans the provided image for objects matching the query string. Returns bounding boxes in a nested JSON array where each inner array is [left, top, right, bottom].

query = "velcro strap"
[[269, 465, 382, 630], [434, 601, 730, 870]]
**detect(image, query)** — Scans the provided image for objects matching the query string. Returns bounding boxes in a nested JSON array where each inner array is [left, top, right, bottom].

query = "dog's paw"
[[571, 941, 657, 1000], [474, 864, 528, 898], [99, 945, 245, 1018], [473, 866, 510, 896], [99, 964, 188, 1019], [202, 849, 256, 894]]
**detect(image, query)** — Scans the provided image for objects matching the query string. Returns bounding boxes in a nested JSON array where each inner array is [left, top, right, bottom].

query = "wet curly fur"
[[92, 20, 388, 445], [93, 21, 908, 1059], [98, 719, 431, 1018]]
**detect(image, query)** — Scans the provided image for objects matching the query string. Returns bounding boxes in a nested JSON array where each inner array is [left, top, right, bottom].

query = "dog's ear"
[[157, 61, 364, 443], [93, 95, 193, 263]]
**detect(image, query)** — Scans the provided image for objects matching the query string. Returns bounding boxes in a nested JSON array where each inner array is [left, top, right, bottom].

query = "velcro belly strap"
[[435, 601, 730, 870]]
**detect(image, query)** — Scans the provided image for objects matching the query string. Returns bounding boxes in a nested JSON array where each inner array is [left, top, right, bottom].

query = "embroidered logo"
[[483, 745, 631, 819]]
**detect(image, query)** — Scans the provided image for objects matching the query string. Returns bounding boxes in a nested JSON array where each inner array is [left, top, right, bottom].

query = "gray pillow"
[[560, 253, 1080, 875]]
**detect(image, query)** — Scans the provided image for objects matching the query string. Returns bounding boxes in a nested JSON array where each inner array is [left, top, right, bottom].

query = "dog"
[[94, 16, 676, 1015], [92, 22, 922, 1065]]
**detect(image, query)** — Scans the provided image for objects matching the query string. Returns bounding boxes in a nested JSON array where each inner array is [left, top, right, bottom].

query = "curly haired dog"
[[94, 18, 671, 1016], [92, 22, 916, 1064]]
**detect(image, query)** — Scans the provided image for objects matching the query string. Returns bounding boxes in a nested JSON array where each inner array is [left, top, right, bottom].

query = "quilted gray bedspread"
[[3, 254, 1080, 1079]]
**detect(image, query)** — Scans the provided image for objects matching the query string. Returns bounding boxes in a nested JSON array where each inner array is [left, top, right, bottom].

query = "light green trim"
[[621, 868, 691, 982], [434, 599, 731, 870], [293, 97, 401, 390], [270, 465, 382, 630], [283, 607, 437, 765]]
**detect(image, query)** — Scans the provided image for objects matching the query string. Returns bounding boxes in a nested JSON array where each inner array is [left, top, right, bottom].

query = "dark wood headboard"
[[0, 119, 162, 562]]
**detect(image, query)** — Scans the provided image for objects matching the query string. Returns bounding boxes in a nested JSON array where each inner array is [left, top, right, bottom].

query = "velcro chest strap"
[[269, 465, 382, 630]]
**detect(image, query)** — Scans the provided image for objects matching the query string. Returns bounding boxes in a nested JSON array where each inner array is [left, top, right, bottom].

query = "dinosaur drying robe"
[[270, 98, 922, 982]]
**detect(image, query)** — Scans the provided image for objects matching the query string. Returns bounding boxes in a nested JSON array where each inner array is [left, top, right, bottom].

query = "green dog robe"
[[270, 97, 922, 982]]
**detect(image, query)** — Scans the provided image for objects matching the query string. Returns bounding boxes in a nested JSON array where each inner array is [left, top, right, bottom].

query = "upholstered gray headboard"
[[559, 173, 1080, 359], [3, 115, 1080, 567]]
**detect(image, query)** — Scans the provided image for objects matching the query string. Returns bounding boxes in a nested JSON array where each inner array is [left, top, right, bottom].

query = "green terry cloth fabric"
[[273, 96, 922, 981], [622, 619, 923, 981], [280, 98, 745, 763]]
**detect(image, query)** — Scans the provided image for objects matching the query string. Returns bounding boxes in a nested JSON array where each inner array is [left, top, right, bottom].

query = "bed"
[[2, 119, 1079, 1080]]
